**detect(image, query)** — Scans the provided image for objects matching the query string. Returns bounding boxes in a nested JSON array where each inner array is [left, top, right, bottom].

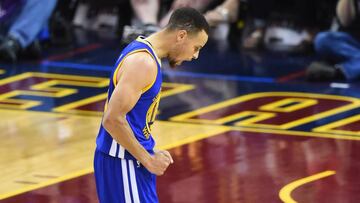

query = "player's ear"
[[176, 30, 188, 42]]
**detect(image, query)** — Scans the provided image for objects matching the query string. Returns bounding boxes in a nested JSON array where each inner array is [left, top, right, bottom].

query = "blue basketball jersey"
[[96, 36, 162, 160]]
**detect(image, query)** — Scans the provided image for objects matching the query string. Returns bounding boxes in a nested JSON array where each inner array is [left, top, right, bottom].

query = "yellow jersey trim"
[[136, 37, 162, 66], [112, 49, 158, 93]]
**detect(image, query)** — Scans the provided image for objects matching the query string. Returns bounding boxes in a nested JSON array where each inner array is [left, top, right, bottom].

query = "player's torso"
[[96, 36, 162, 160]]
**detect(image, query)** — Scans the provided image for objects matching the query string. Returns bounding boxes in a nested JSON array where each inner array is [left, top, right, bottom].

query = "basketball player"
[[94, 7, 209, 203]]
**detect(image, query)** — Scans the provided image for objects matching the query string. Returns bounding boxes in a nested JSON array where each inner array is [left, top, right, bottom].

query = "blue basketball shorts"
[[94, 150, 158, 203]]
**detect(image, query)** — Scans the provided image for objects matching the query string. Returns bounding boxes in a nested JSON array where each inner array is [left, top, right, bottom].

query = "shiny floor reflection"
[[3, 130, 360, 203]]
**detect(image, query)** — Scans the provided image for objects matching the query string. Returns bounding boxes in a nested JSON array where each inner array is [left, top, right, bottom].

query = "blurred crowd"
[[0, 0, 359, 81]]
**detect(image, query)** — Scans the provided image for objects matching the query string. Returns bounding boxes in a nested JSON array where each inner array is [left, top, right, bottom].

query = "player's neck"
[[145, 30, 171, 59]]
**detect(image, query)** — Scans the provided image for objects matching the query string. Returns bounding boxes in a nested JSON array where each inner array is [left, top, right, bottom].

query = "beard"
[[169, 59, 177, 68], [169, 59, 179, 68]]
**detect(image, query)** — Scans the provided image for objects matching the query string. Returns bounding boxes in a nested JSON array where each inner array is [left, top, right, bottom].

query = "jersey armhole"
[[112, 49, 158, 94]]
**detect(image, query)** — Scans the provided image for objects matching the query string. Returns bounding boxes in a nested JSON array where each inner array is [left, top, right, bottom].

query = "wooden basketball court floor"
[[1, 33, 360, 203]]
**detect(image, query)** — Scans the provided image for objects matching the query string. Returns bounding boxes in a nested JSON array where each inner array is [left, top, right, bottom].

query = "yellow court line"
[[6, 105, 360, 140], [227, 111, 275, 125], [171, 92, 360, 120], [31, 80, 109, 89], [0, 168, 93, 200], [53, 82, 194, 114], [260, 98, 318, 113], [62, 109, 104, 116], [31, 72, 108, 81], [4, 106, 360, 140], [0, 72, 109, 110], [313, 114, 360, 136], [160, 83, 195, 98], [0, 123, 346, 200], [0, 107, 357, 200], [53, 93, 107, 112], [0, 124, 230, 200], [158, 127, 230, 150], [279, 170, 336, 203], [0, 72, 108, 86], [171, 92, 360, 130], [232, 126, 360, 141], [0, 72, 33, 85]]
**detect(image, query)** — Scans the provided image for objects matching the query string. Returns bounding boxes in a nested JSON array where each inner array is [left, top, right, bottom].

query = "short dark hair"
[[166, 7, 209, 35]]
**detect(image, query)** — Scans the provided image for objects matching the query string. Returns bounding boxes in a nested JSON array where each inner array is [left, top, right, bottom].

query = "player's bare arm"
[[102, 52, 173, 176]]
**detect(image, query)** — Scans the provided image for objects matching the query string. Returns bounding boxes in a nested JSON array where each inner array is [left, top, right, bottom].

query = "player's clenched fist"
[[144, 150, 174, 176]]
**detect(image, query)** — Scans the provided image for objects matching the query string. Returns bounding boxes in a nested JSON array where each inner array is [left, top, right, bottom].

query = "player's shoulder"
[[124, 51, 157, 71], [121, 51, 157, 80]]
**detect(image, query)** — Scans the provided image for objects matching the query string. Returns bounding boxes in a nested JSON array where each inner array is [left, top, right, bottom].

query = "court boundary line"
[[0, 110, 358, 200], [279, 170, 336, 203], [1, 108, 360, 139], [0, 127, 229, 200]]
